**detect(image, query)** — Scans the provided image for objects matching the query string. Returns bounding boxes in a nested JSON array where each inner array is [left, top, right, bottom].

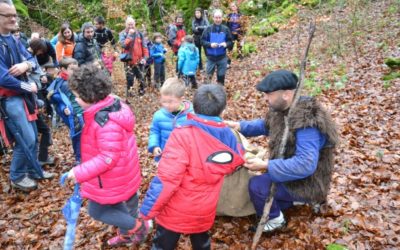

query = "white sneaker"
[[263, 211, 286, 232], [11, 176, 37, 191]]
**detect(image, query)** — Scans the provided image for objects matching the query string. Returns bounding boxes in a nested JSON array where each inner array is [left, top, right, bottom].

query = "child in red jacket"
[[140, 84, 245, 249], [65, 64, 151, 247]]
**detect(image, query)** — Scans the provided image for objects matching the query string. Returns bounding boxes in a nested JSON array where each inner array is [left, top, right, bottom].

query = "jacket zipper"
[[98, 176, 103, 188]]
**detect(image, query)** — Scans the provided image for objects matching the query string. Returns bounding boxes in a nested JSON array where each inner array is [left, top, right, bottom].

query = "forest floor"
[[0, 0, 399, 249]]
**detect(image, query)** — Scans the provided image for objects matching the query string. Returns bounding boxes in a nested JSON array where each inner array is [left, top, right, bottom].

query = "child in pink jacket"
[[65, 64, 151, 247]]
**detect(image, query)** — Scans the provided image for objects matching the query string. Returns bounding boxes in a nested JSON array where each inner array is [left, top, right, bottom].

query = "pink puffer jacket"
[[73, 95, 141, 204]]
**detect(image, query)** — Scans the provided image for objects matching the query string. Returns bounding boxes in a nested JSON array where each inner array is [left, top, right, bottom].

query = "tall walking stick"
[[251, 20, 316, 250]]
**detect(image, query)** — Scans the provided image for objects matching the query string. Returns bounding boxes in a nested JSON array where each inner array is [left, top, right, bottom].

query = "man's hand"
[[30, 82, 38, 93], [244, 157, 268, 171], [153, 147, 162, 157], [128, 29, 135, 35], [9, 62, 29, 76], [140, 58, 146, 65], [219, 42, 227, 48], [211, 43, 219, 48], [224, 120, 240, 131]]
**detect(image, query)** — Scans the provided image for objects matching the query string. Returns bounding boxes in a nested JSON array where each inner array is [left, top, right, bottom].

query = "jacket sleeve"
[[55, 42, 63, 61], [177, 48, 185, 73], [239, 119, 268, 137], [0, 43, 35, 93], [141, 35, 149, 58], [72, 43, 86, 66], [201, 26, 211, 48], [168, 26, 177, 46], [47, 41, 58, 66], [150, 46, 162, 58], [195, 47, 200, 65], [148, 112, 161, 153], [73, 122, 123, 183], [224, 26, 234, 50], [107, 29, 115, 45], [268, 127, 327, 182], [140, 130, 188, 219]]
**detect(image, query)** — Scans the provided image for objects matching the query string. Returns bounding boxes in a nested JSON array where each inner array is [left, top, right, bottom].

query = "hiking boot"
[[107, 218, 152, 247], [38, 156, 55, 166], [263, 211, 286, 233], [30, 170, 55, 180], [11, 176, 37, 191]]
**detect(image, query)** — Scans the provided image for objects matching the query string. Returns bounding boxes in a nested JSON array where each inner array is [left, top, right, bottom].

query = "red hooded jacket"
[[140, 114, 244, 233]]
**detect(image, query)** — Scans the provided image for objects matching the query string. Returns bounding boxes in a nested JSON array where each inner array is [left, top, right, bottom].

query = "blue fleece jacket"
[[240, 119, 327, 183]]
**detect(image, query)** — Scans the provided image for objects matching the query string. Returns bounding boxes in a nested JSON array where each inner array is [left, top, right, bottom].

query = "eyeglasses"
[[0, 13, 18, 19]]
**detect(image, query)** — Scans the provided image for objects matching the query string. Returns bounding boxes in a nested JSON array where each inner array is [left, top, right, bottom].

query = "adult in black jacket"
[[192, 8, 209, 71], [93, 16, 115, 48], [73, 22, 101, 66], [201, 9, 233, 85], [29, 33, 58, 67]]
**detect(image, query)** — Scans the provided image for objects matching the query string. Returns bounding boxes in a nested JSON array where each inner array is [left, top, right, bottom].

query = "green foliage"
[[384, 57, 400, 69], [326, 243, 348, 250], [14, 0, 29, 18], [382, 72, 400, 81], [242, 42, 257, 57]]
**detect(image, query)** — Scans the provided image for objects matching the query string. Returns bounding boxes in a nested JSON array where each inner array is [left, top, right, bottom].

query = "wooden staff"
[[251, 20, 317, 250]]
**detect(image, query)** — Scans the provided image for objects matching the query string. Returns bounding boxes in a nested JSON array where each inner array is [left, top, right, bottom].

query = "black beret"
[[256, 70, 298, 93]]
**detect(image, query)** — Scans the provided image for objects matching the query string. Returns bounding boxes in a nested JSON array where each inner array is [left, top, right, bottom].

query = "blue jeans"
[[4, 96, 43, 182], [205, 56, 228, 84], [249, 173, 300, 219]]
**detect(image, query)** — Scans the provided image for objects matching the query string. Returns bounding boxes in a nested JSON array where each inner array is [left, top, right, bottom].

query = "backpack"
[[167, 24, 186, 53]]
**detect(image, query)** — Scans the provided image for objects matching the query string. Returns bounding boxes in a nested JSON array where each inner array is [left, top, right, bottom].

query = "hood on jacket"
[[84, 95, 135, 133]]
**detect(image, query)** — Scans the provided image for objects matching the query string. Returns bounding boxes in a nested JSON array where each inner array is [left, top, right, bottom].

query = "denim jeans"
[[205, 56, 228, 85], [4, 96, 43, 182]]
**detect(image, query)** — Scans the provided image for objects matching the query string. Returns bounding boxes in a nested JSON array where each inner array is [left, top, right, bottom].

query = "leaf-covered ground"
[[1, 1, 399, 249]]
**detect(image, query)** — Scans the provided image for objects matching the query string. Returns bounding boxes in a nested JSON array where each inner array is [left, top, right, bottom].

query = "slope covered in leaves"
[[0, 1, 399, 249]]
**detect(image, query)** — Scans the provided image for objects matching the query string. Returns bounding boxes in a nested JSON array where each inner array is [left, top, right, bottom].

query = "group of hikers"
[[0, 0, 339, 249]]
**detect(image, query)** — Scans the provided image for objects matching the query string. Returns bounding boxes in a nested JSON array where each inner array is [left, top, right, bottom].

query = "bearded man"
[[226, 70, 338, 232]]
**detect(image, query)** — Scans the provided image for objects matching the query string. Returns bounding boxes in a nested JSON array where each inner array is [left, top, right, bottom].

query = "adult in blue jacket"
[[226, 70, 338, 233], [201, 9, 233, 85]]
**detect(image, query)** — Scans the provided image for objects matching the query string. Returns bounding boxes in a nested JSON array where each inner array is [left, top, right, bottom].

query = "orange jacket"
[[122, 31, 149, 65], [56, 40, 75, 61]]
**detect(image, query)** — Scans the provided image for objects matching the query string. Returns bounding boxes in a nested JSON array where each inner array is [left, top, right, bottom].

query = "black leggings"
[[88, 192, 139, 234], [152, 224, 210, 250]]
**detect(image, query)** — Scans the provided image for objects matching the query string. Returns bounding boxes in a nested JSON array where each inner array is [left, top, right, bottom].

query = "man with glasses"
[[0, 0, 54, 192]]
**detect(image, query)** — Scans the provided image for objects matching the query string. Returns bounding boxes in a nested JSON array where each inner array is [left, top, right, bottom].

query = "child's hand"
[[46, 90, 54, 100], [153, 147, 162, 157], [67, 169, 76, 182], [64, 107, 71, 116]]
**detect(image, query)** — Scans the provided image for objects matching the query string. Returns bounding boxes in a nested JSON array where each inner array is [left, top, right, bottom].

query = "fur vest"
[[266, 97, 339, 202]]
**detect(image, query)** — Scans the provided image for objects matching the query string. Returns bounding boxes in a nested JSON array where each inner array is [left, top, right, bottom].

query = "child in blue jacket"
[[47, 57, 83, 163], [150, 33, 167, 88], [177, 35, 199, 89], [148, 78, 193, 161]]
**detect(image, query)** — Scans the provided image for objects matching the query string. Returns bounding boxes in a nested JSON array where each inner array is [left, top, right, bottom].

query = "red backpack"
[[173, 28, 186, 53]]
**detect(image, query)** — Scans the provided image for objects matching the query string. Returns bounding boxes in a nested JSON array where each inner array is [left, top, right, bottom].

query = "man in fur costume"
[[226, 69, 338, 232]]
